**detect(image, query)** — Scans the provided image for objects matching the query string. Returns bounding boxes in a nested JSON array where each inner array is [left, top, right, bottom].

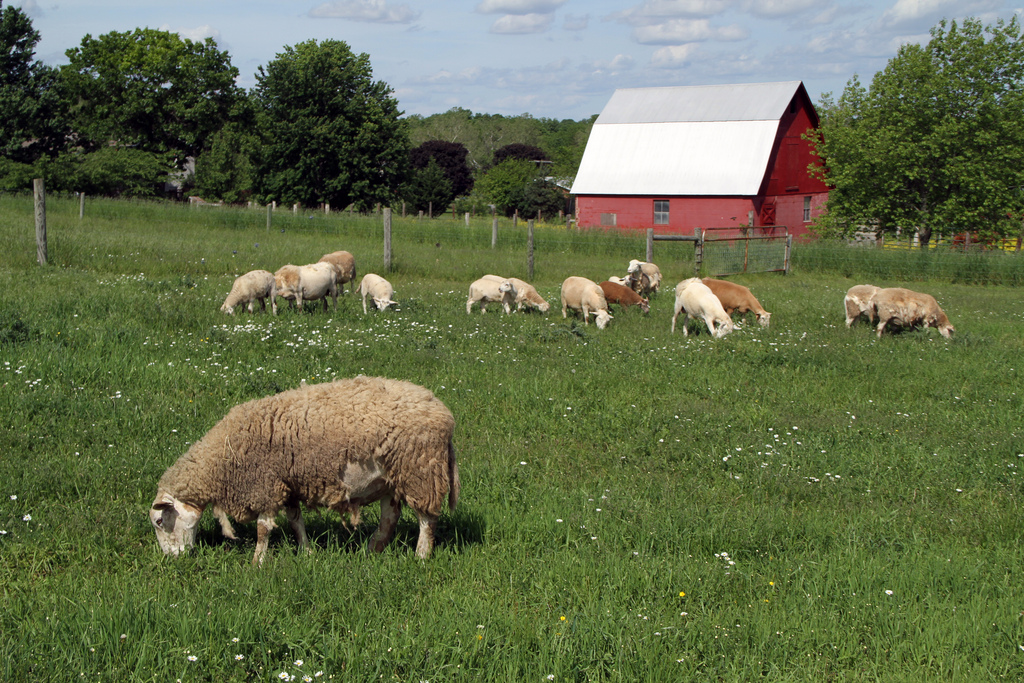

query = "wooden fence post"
[[784, 235, 793, 274], [527, 219, 534, 280], [464, 212, 470, 227], [383, 207, 392, 272], [492, 215, 498, 249], [79, 192, 85, 219], [693, 227, 703, 276], [266, 204, 272, 231], [34, 178, 46, 265], [646, 228, 654, 262]]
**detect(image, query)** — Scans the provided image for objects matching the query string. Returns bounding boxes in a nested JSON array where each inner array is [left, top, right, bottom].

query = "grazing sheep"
[[671, 278, 734, 338], [599, 280, 650, 313], [844, 284, 880, 328], [560, 276, 613, 329], [607, 275, 629, 287], [702, 278, 771, 328], [274, 263, 338, 312], [317, 250, 357, 294], [359, 273, 397, 313], [467, 276, 517, 314], [482, 275, 550, 313], [873, 287, 954, 338], [221, 269, 278, 315], [150, 376, 460, 563], [627, 260, 662, 294]]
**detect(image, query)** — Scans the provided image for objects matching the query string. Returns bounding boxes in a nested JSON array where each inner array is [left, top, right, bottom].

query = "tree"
[[0, 1, 68, 164], [475, 158, 563, 218], [61, 28, 242, 167], [409, 140, 473, 197], [194, 98, 259, 203], [402, 158, 452, 215], [493, 143, 548, 166], [809, 17, 1024, 246], [252, 39, 407, 210]]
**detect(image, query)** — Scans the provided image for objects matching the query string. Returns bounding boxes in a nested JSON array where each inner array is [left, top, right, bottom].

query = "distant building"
[[570, 81, 829, 237]]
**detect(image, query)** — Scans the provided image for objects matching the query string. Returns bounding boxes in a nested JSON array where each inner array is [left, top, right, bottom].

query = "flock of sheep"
[[161, 252, 955, 564]]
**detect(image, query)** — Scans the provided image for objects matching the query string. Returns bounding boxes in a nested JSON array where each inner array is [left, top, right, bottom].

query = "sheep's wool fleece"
[[158, 376, 456, 522]]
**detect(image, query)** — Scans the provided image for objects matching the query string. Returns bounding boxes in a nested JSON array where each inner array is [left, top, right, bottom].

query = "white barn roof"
[[570, 81, 804, 197]]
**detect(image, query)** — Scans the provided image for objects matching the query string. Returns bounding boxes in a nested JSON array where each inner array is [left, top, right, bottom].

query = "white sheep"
[[467, 276, 517, 314], [627, 260, 662, 294], [671, 277, 734, 338], [150, 376, 460, 563], [220, 269, 278, 315], [560, 276, 613, 329], [317, 250, 357, 294], [481, 275, 550, 312], [359, 273, 397, 313], [844, 284, 880, 328], [274, 263, 338, 312]]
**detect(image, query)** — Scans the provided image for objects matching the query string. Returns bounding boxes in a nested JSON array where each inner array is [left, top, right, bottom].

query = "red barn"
[[570, 81, 828, 238]]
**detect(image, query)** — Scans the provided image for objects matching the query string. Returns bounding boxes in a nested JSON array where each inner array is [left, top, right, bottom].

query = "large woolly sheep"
[[702, 278, 771, 328], [467, 276, 517, 314], [221, 270, 278, 315], [873, 287, 954, 339], [844, 284, 880, 328], [671, 278, 734, 338], [150, 376, 460, 563], [481, 275, 550, 312], [560, 276, 613, 329], [317, 250, 357, 294], [627, 260, 662, 295], [359, 273, 397, 313], [274, 263, 338, 312]]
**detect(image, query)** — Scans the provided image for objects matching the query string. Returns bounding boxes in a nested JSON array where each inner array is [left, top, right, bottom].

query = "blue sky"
[[19, 0, 1023, 120]]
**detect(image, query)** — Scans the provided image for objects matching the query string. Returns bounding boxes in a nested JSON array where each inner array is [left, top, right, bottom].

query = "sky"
[[17, 0, 1024, 121]]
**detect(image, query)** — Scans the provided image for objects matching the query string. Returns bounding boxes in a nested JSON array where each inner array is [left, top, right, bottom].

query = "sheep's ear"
[[153, 502, 173, 512]]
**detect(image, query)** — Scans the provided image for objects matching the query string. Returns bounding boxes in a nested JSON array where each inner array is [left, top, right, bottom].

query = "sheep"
[[607, 276, 629, 287], [560, 276, 613, 329], [149, 376, 460, 564], [873, 287, 954, 339], [599, 280, 650, 314], [671, 277, 734, 338], [627, 260, 662, 295], [467, 276, 517, 314], [702, 278, 771, 328], [844, 284, 880, 328], [274, 263, 338, 312], [220, 269, 278, 315], [317, 250, 357, 294], [482, 275, 550, 313], [359, 273, 397, 313]]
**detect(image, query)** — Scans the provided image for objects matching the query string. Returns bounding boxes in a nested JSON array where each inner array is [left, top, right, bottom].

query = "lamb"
[[482, 275, 550, 312], [844, 284, 880, 328], [150, 376, 460, 563], [671, 277, 734, 338], [317, 250, 357, 294], [701, 278, 771, 328], [467, 276, 517, 314], [599, 280, 650, 314], [627, 260, 662, 295], [274, 263, 338, 312], [873, 287, 954, 338], [220, 269, 278, 315], [359, 273, 397, 313], [560, 276, 613, 329]]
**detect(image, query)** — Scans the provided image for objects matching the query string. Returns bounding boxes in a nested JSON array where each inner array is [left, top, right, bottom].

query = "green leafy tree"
[[475, 158, 562, 218], [409, 140, 473, 197], [252, 39, 408, 209], [402, 157, 452, 215], [61, 28, 242, 166], [194, 98, 259, 203], [809, 17, 1024, 246]]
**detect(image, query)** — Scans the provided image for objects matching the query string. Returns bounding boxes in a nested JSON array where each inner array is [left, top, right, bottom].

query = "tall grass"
[[2, 195, 1023, 681]]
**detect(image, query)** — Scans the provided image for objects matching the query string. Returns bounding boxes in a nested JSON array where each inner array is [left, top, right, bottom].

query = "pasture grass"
[[1, 195, 1024, 681]]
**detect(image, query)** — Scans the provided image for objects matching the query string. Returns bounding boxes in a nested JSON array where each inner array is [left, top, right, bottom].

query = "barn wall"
[[576, 196, 756, 233]]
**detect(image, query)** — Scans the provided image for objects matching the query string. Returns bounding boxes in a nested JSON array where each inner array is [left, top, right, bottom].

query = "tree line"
[[0, 2, 594, 219]]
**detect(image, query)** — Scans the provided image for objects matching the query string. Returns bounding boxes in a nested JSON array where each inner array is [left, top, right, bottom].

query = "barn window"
[[600, 213, 617, 227], [803, 196, 811, 222], [653, 200, 670, 225]]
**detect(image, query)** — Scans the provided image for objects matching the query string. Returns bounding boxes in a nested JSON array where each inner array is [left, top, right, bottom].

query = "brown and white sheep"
[[560, 276, 613, 329], [482, 275, 550, 313], [221, 269, 278, 315], [873, 287, 954, 339], [317, 250, 357, 294], [702, 278, 771, 327], [627, 260, 662, 295], [844, 284, 880, 328], [671, 278, 734, 338], [467, 276, 517, 314], [150, 376, 460, 563], [599, 280, 650, 313], [359, 273, 397, 313], [274, 263, 338, 312]]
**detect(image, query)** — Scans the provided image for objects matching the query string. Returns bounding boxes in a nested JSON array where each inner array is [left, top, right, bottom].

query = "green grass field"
[[2, 195, 1023, 681]]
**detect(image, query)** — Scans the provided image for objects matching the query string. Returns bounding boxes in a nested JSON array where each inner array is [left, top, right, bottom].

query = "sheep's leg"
[[876, 319, 886, 338], [370, 496, 402, 553], [213, 506, 237, 540], [271, 297, 278, 316], [285, 505, 311, 554], [253, 512, 278, 565], [466, 298, 474, 314], [413, 510, 438, 559], [362, 294, 368, 314]]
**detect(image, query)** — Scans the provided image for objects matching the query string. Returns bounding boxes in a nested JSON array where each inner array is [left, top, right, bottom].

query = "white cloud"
[[878, 0, 998, 27], [477, 0, 567, 14], [650, 43, 701, 66], [633, 18, 748, 43], [309, 0, 421, 23], [563, 14, 589, 31], [160, 24, 223, 45], [18, 0, 42, 19], [617, 0, 736, 22], [744, 0, 820, 18], [490, 13, 554, 33]]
